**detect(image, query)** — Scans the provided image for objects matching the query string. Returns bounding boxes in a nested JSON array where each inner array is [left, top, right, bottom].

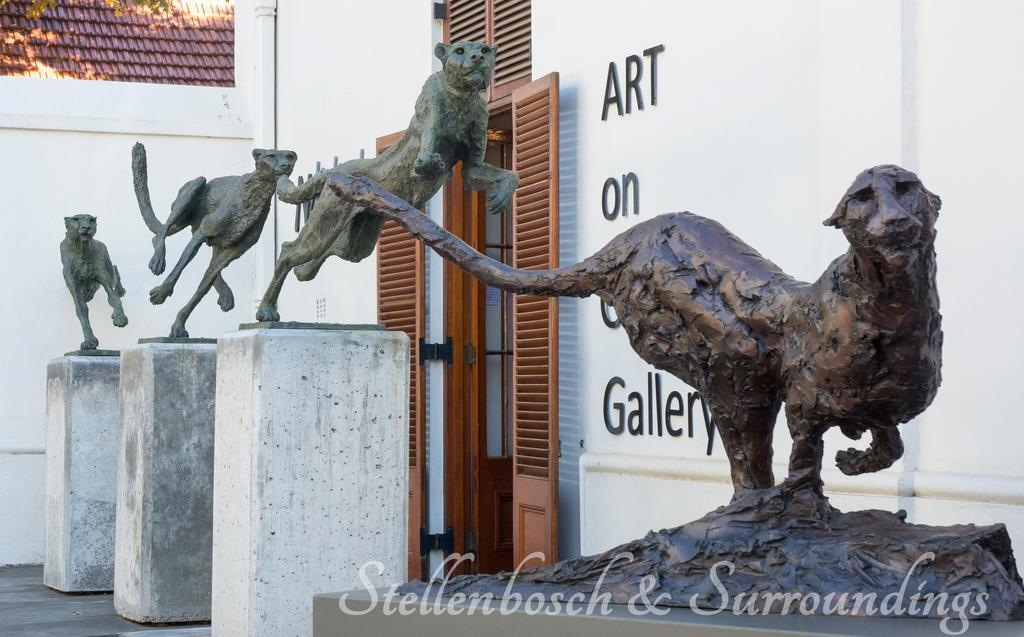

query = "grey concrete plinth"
[[114, 342, 216, 623], [212, 328, 410, 637], [44, 355, 120, 592], [314, 590, 1024, 637]]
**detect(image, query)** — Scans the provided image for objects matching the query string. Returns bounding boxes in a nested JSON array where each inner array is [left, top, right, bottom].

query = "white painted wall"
[[271, 0, 436, 323], [7, 0, 1014, 571], [532, 0, 1024, 557], [269, 0, 450, 572], [0, 77, 254, 564], [262, 0, 1024, 565]]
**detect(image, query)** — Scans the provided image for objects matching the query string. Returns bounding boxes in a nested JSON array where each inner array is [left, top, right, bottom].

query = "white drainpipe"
[[251, 0, 277, 313]]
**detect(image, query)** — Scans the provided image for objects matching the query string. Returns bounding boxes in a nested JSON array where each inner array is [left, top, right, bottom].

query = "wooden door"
[[443, 124, 517, 576], [375, 131, 427, 581], [469, 134, 515, 574], [442, 164, 477, 574], [510, 72, 559, 568]]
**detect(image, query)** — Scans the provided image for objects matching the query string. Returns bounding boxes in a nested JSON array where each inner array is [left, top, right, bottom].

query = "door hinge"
[[418, 337, 454, 365], [464, 343, 477, 365], [420, 527, 456, 556], [465, 530, 478, 554]]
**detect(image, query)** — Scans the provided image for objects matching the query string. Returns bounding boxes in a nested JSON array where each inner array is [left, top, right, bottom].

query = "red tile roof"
[[0, 0, 234, 86]]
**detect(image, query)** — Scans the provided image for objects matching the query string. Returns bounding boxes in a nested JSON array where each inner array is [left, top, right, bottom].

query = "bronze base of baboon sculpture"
[[254, 41, 518, 322], [415, 482, 1023, 620], [61, 214, 128, 351], [328, 167, 1024, 620], [132, 143, 297, 337]]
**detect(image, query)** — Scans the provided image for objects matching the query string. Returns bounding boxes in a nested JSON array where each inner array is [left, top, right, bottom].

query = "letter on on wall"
[[511, 72, 560, 568]]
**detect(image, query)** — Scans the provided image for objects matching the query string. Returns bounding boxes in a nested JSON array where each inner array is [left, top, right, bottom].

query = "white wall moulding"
[[0, 78, 252, 139], [44, 355, 120, 592], [0, 446, 45, 454], [579, 451, 1024, 556], [580, 453, 1024, 506], [909, 472, 1024, 507], [212, 326, 409, 637], [114, 342, 217, 623]]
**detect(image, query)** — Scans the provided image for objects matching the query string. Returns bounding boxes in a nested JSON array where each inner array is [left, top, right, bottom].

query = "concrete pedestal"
[[114, 342, 216, 623], [314, 589, 1024, 637], [44, 354, 120, 592], [212, 326, 409, 637]]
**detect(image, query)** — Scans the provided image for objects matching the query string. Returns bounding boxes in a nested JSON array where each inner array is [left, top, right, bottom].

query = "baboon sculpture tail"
[[132, 142, 207, 275], [131, 143, 164, 234], [327, 172, 610, 298]]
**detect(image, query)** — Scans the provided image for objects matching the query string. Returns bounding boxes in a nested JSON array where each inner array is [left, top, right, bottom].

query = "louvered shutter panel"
[[492, 0, 531, 87], [511, 72, 558, 568], [375, 134, 426, 581], [448, 0, 487, 43], [447, 0, 532, 95]]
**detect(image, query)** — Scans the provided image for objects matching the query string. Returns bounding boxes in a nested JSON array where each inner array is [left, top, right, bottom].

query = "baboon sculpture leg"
[[102, 281, 128, 327], [709, 402, 778, 496], [150, 229, 207, 305], [786, 406, 827, 493], [169, 247, 239, 337], [256, 208, 351, 322], [213, 274, 235, 312]]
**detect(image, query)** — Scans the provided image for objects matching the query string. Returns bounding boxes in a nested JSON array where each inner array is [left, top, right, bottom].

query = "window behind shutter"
[[375, 132, 426, 581], [511, 72, 558, 567]]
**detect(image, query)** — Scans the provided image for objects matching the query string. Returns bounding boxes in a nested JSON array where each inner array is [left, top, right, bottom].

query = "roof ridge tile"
[[0, 0, 234, 86]]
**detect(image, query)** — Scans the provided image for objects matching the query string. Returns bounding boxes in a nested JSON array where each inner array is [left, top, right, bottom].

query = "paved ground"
[[0, 565, 210, 637]]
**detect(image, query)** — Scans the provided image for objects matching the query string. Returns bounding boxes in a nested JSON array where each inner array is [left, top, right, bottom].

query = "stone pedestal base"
[[315, 589, 1024, 637], [44, 354, 120, 592], [415, 481, 1024, 621], [212, 326, 409, 637], [114, 342, 216, 623]]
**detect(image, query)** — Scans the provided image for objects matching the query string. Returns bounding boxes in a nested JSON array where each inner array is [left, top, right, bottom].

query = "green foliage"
[[1, 0, 172, 19]]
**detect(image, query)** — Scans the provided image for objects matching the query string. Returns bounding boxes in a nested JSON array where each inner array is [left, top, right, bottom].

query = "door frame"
[[442, 164, 482, 574], [441, 79, 561, 572], [442, 107, 523, 575]]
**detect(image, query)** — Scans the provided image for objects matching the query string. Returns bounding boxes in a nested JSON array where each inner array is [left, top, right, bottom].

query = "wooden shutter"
[[375, 132, 426, 581], [511, 72, 558, 568], [492, 0, 531, 87], [448, 0, 487, 43], [446, 0, 532, 100]]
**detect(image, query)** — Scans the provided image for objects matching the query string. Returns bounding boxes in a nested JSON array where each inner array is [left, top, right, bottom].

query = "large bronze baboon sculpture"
[[331, 165, 942, 497], [132, 143, 297, 337], [254, 41, 518, 322], [60, 214, 128, 351], [327, 168, 1024, 621]]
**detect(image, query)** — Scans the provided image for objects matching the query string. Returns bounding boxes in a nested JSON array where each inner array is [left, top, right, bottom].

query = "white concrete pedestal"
[[45, 354, 120, 592], [114, 341, 217, 623], [212, 325, 409, 637]]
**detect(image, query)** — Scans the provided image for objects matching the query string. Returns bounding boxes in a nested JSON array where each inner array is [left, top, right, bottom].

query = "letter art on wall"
[[602, 44, 665, 120]]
